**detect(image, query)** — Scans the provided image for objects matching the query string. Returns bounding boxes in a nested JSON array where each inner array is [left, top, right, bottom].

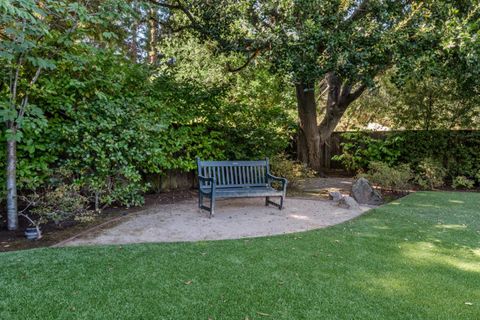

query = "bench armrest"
[[267, 173, 288, 192], [198, 175, 216, 191], [198, 175, 215, 183]]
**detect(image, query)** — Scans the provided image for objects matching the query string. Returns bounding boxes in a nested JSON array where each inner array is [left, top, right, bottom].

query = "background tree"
[[149, 0, 479, 171], [339, 71, 480, 131], [340, 2, 480, 131], [148, 0, 431, 170]]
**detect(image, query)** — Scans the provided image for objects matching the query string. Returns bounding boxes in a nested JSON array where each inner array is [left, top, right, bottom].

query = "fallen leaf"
[[184, 280, 193, 285], [257, 312, 271, 317]]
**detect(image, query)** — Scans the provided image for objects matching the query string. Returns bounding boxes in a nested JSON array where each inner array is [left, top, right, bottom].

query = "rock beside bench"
[[329, 192, 360, 210], [351, 177, 383, 205]]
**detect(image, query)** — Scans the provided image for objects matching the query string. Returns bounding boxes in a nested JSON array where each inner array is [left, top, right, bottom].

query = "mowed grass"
[[1, 192, 479, 319]]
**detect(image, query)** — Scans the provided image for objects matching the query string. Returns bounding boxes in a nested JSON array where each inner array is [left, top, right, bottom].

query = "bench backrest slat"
[[197, 159, 270, 188]]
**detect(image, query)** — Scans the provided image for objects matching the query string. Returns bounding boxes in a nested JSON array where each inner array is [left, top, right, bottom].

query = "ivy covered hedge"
[[334, 130, 480, 186]]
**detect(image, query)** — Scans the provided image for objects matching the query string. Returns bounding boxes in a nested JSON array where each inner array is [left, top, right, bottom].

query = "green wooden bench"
[[197, 158, 288, 217]]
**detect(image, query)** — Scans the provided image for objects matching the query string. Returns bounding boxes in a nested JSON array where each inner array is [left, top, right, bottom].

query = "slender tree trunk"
[[296, 82, 322, 171], [129, 4, 140, 61], [6, 126, 18, 230], [148, 8, 158, 64]]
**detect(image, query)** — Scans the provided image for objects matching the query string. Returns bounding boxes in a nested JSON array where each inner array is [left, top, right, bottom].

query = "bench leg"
[[209, 196, 215, 218], [265, 196, 284, 210], [199, 193, 215, 217], [198, 192, 203, 208]]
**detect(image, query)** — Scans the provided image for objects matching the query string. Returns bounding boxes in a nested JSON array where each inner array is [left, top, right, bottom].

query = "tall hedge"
[[335, 130, 480, 183]]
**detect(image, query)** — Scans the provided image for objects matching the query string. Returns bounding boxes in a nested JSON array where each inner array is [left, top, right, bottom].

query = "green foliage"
[[451, 176, 475, 190], [335, 130, 480, 188], [415, 158, 447, 190], [270, 153, 316, 187], [332, 132, 404, 172], [361, 161, 412, 192], [341, 70, 480, 131], [1, 41, 294, 208]]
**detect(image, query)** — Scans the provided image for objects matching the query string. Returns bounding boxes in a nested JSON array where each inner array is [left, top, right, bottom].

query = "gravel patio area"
[[64, 197, 373, 246]]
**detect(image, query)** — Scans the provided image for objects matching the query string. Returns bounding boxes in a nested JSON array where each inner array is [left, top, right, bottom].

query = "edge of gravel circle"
[[52, 197, 363, 247]]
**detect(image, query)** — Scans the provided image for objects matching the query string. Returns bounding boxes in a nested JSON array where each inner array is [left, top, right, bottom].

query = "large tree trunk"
[[296, 82, 322, 171], [319, 73, 367, 144], [6, 127, 18, 230], [296, 74, 367, 171]]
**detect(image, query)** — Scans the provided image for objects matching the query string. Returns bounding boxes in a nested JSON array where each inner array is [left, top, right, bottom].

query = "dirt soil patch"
[[0, 190, 195, 252]]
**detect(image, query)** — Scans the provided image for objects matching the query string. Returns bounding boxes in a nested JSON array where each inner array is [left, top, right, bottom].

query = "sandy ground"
[[65, 197, 372, 246]]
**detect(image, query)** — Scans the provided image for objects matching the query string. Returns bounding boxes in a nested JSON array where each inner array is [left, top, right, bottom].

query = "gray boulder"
[[328, 191, 343, 202], [351, 177, 383, 205], [337, 196, 360, 210]]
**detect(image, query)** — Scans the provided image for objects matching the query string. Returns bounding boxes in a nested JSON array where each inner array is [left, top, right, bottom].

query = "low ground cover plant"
[[360, 161, 412, 193]]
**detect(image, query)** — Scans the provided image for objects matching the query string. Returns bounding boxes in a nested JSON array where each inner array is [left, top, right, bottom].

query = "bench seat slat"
[[199, 186, 283, 198]]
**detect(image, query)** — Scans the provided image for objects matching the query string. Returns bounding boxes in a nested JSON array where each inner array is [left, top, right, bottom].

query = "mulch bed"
[[0, 189, 196, 252]]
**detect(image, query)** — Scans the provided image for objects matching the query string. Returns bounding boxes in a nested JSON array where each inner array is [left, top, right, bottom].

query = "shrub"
[[452, 176, 475, 189], [415, 158, 447, 190], [362, 161, 412, 192], [475, 170, 480, 184], [270, 153, 316, 187], [335, 130, 480, 184], [30, 184, 95, 226], [332, 132, 404, 172]]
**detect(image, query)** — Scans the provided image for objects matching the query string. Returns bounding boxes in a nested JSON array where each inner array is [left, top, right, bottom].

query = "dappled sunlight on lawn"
[[448, 199, 465, 204], [357, 273, 411, 296], [435, 224, 467, 230], [415, 203, 441, 208], [402, 241, 480, 273]]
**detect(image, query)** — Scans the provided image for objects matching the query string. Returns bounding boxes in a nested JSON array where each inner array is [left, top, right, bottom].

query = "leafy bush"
[[332, 132, 404, 172], [415, 158, 447, 190], [30, 184, 95, 226], [452, 176, 475, 189], [270, 153, 316, 187], [362, 161, 412, 192], [335, 130, 480, 188]]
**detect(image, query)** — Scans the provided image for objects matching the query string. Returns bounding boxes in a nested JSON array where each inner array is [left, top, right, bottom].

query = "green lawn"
[[1, 192, 479, 319]]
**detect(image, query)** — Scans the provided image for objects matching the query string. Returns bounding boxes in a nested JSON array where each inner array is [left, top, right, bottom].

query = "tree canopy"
[[150, 0, 479, 169]]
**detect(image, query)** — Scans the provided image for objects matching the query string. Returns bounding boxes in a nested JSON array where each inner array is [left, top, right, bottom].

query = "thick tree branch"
[[344, 83, 367, 106], [226, 49, 260, 72], [147, 0, 198, 26], [345, 0, 370, 23]]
